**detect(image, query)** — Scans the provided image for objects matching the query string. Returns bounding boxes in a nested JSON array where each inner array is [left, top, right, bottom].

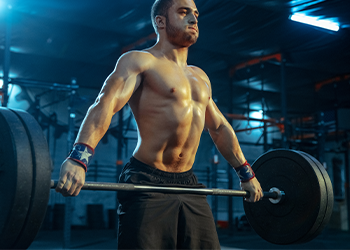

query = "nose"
[[188, 13, 198, 24]]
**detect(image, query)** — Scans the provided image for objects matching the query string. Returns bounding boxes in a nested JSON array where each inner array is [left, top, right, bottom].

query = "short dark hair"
[[151, 0, 174, 34]]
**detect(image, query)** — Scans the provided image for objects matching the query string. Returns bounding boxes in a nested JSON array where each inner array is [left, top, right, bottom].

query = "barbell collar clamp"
[[268, 187, 285, 204]]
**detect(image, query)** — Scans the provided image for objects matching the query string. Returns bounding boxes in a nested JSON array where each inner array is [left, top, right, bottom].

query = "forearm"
[[209, 122, 246, 168], [75, 98, 115, 149]]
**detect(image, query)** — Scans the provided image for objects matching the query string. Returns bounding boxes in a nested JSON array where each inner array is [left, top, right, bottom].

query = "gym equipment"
[[0, 107, 333, 248]]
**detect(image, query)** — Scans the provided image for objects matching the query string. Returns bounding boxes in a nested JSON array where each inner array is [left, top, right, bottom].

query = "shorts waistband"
[[129, 156, 194, 180]]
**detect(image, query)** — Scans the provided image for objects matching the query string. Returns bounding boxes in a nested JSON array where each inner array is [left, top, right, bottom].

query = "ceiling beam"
[[229, 53, 281, 76], [315, 74, 350, 91]]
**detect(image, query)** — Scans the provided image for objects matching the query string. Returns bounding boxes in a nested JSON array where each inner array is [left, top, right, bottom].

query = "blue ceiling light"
[[290, 13, 340, 32], [0, 1, 12, 10], [250, 110, 263, 120]]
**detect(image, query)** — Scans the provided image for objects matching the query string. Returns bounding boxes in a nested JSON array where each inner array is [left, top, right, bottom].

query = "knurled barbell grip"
[[50, 180, 279, 199], [212, 189, 278, 199], [51, 180, 136, 191], [244, 190, 278, 199]]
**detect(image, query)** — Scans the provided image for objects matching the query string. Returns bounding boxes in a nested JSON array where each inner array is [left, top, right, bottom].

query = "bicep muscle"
[[95, 52, 147, 114]]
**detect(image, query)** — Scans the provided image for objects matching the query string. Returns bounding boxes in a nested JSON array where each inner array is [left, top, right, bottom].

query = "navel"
[[179, 153, 183, 157], [170, 88, 176, 93]]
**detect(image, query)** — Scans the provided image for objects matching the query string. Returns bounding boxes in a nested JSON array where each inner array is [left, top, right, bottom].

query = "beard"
[[166, 18, 198, 47]]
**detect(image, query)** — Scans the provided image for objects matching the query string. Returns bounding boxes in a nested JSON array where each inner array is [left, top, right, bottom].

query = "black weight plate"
[[298, 152, 333, 243], [291, 151, 329, 243], [243, 149, 328, 245], [10, 109, 52, 249], [0, 108, 33, 249]]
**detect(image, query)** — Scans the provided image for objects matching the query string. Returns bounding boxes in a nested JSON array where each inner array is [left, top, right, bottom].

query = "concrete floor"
[[28, 227, 349, 250]]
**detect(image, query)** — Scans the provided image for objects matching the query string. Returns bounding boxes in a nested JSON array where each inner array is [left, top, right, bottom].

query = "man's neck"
[[152, 39, 189, 68]]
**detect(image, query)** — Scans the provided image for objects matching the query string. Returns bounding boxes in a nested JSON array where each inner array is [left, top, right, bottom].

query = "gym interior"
[[0, 0, 350, 249]]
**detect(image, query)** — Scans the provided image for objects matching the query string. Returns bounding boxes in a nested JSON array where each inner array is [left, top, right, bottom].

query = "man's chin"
[[178, 40, 197, 48], [184, 34, 198, 46], [189, 39, 198, 47], [187, 40, 197, 47], [167, 33, 198, 47]]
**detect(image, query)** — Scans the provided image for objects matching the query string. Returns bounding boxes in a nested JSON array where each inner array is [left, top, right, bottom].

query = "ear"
[[155, 15, 166, 29]]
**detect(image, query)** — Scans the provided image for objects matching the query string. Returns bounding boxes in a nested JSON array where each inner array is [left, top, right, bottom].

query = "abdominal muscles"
[[132, 98, 205, 172]]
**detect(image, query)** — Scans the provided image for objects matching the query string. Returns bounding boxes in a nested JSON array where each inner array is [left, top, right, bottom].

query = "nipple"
[[209, 96, 211, 100], [170, 88, 176, 93]]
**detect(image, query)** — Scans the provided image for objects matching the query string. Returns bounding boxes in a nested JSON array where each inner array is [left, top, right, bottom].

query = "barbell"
[[50, 180, 284, 200], [0, 107, 334, 249]]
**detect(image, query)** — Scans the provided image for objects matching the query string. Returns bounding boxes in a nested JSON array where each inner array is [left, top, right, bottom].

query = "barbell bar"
[[50, 180, 283, 200], [0, 107, 334, 248]]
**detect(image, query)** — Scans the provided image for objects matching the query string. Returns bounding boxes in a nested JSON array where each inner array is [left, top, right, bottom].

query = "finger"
[[253, 192, 260, 202], [72, 173, 86, 193], [68, 176, 84, 195], [247, 190, 255, 202], [253, 195, 258, 202], [246, 195, 254, 203], [68, 181, 78, 196], [61, 178, 73, 194], [245, 191, 254, 202], [72, 184, 83, 196], [67, 174, 85, 196], [55, 175, 67, 192], [256, 195, 260, 202], [62, 192, 71, 197], [257, 189, 263, 202], [256, 190, 261, 202]]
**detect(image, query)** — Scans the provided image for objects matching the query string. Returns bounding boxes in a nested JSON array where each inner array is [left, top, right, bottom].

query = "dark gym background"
[[1, 0, 350, 249]]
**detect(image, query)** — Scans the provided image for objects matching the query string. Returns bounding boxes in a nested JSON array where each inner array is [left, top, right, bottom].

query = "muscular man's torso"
[[129, 49, 210, 173]]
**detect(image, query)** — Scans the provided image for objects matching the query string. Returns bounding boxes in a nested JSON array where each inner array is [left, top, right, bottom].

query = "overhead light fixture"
[[250, 111, 263, 120], [0, 1, 11, 10], [290, 13, 339, 32]]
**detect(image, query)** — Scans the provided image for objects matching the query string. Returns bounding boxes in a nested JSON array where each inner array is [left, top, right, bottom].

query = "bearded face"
[[165, 14, 198, 47]]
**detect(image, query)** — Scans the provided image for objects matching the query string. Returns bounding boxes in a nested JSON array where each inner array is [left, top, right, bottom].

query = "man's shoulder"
[[117, 50, 154, 70], [120, 50, 154, 61], [189, 65, 204, 73], [189, 65, 211, 83]]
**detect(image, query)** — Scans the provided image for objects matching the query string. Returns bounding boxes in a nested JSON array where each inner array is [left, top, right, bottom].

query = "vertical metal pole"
[[63, 78, 77, 249], [345, 148, 350, 231], [211, 146, 218, 225], [115, 107, 124, 239], [317, 112, 325, 163], [262, 98, 268, 152], [280, 54, 288, 148], [227, 76, 234, 231], [2, 4, 12, 107], [261, 63, 268, 152], [263, 121, 268, 151]]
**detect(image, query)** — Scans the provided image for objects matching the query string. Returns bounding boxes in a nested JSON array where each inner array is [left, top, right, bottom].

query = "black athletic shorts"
[[117, 157, 221, 249]]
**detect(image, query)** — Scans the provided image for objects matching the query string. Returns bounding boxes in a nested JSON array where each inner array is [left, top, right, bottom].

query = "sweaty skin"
[[56, 0, 263, 202]]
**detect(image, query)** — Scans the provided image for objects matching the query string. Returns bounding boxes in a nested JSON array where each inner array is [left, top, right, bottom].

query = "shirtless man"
[[56, 0, 263, 248]]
